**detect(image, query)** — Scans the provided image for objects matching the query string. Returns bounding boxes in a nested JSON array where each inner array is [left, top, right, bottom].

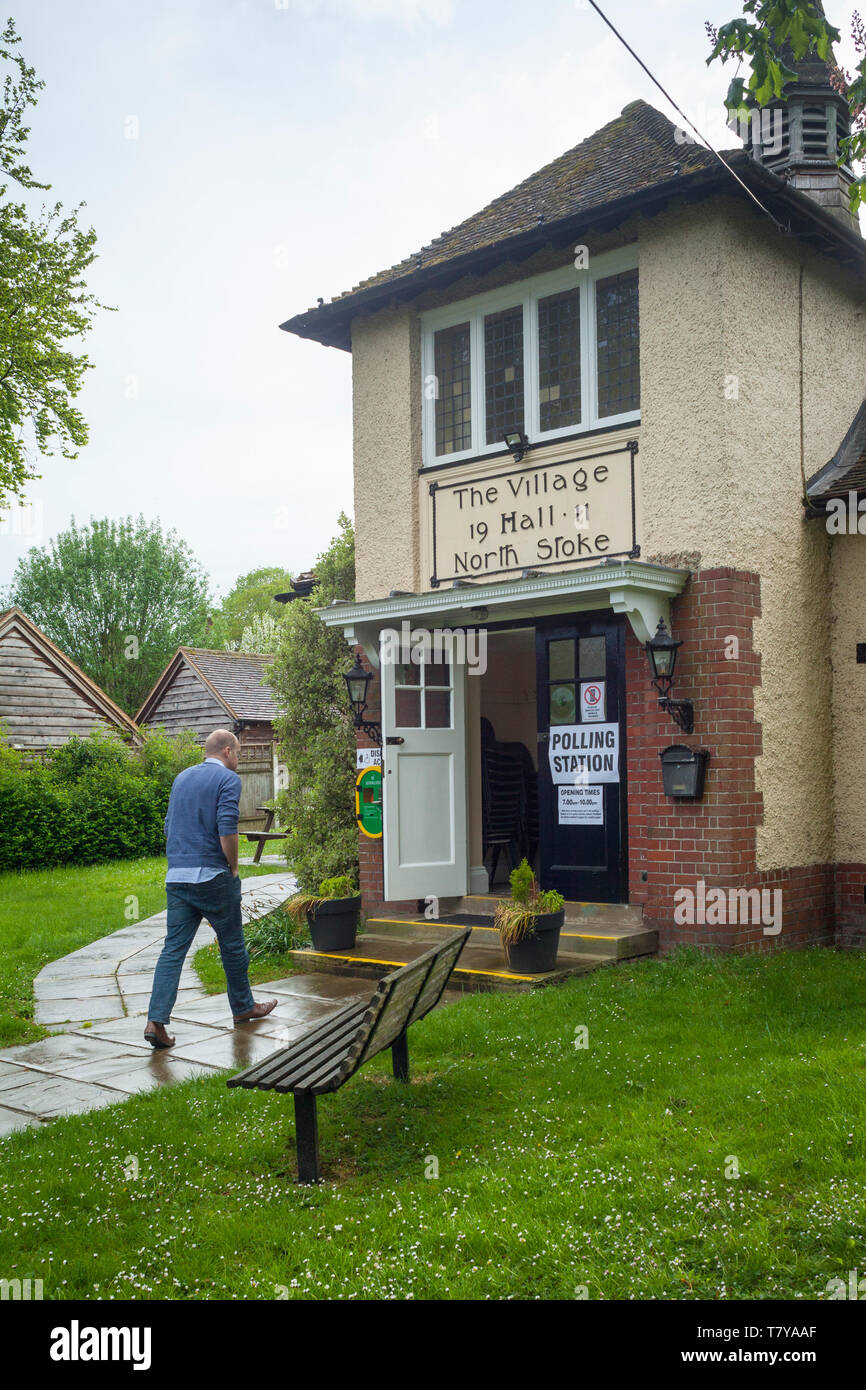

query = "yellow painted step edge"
[[298, 948, 537, 982], [368, 917, 627, 942]]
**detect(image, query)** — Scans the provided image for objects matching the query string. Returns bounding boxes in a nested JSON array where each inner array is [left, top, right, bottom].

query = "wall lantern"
[[343, 657, 382, 743], [503, 430, 530, 462], [645, 619, 694, 734]]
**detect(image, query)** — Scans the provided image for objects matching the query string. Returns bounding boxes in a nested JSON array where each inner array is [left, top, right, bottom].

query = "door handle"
[[385, 736, 405, 745]]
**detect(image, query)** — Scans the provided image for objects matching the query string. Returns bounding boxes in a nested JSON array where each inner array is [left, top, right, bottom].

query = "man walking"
[[144, 728, 277, 1048]]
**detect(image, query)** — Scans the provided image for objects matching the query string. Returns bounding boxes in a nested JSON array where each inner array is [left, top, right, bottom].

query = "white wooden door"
[[381, 638, 468, 901]]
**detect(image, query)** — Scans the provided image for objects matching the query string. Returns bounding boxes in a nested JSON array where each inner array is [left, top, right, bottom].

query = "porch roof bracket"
[[342, 621, 381, 671], [606, 585, 671, 647]]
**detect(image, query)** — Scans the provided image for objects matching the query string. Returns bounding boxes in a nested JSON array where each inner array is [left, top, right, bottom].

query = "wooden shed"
[[0, 606, 140, 753], [136, 647, 284, 829]]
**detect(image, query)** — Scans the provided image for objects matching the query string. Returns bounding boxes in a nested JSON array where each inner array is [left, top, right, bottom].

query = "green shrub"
[[318, 874, 356, 898], [509, 857, 536, 905], [0, 725, 202, 870], [135, 725, 202, 794], [43, 727, 128, 782]]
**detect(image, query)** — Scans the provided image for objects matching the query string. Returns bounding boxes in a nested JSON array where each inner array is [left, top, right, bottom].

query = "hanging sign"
[[580, 681, 605, 722], [559, 785, 604, 825], [548, 723, 619, 785]]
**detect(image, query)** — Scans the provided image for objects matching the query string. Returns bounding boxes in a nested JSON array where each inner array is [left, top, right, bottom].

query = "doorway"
[[535, 613, 626, 902]]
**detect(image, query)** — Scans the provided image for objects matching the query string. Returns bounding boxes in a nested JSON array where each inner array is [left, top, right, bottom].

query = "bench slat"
[[270, 1008, 387, 1092], [334, 931, 469, 1083], [227, 999, 373, 1088]]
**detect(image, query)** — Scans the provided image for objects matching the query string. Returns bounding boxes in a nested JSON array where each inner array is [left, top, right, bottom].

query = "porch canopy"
[[316, 559, 690, 665]]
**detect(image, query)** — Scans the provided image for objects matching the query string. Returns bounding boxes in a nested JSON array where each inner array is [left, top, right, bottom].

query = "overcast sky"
[[0, 0, 862, 602]]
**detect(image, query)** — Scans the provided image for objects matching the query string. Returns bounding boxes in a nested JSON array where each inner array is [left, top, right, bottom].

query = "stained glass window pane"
[[579, 636, 606, 680], [434, 322, 472, 456], [596, 269, 639, 418], [484, 305, 524, 445], [550, 683, 576, 725], [548, 639, 575, 680], [538, 288, 581, 431]]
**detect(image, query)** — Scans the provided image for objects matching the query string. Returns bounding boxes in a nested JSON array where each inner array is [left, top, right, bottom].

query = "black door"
[[536, 614, 626, 902]]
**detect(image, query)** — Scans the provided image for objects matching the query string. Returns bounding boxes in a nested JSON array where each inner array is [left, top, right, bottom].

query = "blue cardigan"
[[164, 760, 241, 871]]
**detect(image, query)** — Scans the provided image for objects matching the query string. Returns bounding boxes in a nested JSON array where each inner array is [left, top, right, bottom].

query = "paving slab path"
[[0, 873, 375, 1137]]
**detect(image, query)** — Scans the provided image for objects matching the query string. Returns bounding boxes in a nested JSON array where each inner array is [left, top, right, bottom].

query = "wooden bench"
[[226, 929, 471, 1183]]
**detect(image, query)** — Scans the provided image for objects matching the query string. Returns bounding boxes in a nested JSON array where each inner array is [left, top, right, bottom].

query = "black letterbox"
[[659, 745, 709, 800]]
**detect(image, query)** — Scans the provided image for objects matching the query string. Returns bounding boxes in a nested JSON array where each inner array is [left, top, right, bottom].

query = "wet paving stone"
[[81, 1017, 226, 1048], [266, 975, 371, 1003], [172, 1030, 288, 1071], [0, 1105, 43, 1136], [35, 996, 122, 1025], [0, 1034, 126, 1070], [0, 1075, 126, 1117]]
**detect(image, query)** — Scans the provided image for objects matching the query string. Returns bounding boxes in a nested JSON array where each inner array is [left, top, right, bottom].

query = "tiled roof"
[[182, 649, 277, 722], [283, 101, 716, 345], [806, 397, 866, 503], [338, 101, 714, 298], [281, 97, 866, 351]]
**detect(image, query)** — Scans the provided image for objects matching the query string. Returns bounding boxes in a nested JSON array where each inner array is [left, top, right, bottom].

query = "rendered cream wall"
[[351, 305, 421, 600], [830, 536, 866, 863], [639, 196, 866, 870]]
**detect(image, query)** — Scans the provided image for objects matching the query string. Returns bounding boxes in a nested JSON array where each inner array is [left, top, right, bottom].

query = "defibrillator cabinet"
[[355, 765, 383, 838]]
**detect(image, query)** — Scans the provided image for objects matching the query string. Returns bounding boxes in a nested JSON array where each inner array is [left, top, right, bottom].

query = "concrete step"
[[287, 931, 612, 994], [458, 894, 644, 929], [366, 912, 657, 962]]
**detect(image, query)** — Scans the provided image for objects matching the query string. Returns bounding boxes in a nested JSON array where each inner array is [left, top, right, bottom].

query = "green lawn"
[[1, 947, 864, 1300], [0, 857, 277, 1046]]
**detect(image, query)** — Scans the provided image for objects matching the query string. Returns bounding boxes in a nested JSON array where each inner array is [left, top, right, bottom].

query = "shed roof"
[[136, 647, 277, 726], [0, 606, 140, 739], [806, 396, 866, 507]]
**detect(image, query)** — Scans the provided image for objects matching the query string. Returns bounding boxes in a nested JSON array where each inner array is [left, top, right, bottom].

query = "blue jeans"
[[148, 872, 255, 1024]]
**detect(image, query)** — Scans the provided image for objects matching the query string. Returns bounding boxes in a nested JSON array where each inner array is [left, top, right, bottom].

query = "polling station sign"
[[548, 723, 620, 784]]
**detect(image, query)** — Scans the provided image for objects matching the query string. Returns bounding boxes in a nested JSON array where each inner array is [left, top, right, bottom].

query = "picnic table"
[[242, 805, 285, 863]]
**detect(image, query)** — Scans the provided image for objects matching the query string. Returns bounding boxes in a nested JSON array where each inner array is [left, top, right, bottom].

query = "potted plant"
[[285, 873, 361, 951], [495, 858, 565, 974]]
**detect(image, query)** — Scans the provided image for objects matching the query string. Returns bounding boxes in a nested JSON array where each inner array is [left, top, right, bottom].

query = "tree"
[[10, 514, 211, 714], [227, 610, 282, 654], [209, 565, 294, 649], [707, 2, 866, 212], [267, 514, 357, 891], [0, 18, 106, 508]]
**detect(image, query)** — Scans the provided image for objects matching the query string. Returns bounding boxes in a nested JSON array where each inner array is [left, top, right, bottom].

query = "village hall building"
[[281, 68, 866, 953]]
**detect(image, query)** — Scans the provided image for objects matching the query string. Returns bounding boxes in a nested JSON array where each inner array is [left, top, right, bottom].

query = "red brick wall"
[[626, 568, 834, 951], [835, 863, 866, 947]]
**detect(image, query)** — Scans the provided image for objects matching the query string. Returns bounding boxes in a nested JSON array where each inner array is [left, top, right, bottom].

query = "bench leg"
[[391, 1031, 409, 1083], [293, 1092, 320, 1184], [253, 837, 265, 864]]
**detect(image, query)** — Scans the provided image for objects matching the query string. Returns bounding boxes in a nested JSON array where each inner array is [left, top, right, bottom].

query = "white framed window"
[[420, 245, 639, 468]]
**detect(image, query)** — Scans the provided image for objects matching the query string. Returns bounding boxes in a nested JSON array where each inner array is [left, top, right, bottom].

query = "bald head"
[[205, 729, 240, 764]]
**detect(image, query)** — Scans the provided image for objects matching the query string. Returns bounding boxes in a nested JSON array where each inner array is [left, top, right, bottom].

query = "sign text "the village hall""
[[430, 446, 636, 583]]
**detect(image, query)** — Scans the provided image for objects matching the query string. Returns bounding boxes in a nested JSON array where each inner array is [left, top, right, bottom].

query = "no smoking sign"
[[580, 680, 605, 723]]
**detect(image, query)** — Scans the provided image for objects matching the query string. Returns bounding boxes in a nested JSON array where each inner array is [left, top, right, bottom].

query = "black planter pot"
[[306, 895, 361, 952], [503, 908, 564, 974]]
